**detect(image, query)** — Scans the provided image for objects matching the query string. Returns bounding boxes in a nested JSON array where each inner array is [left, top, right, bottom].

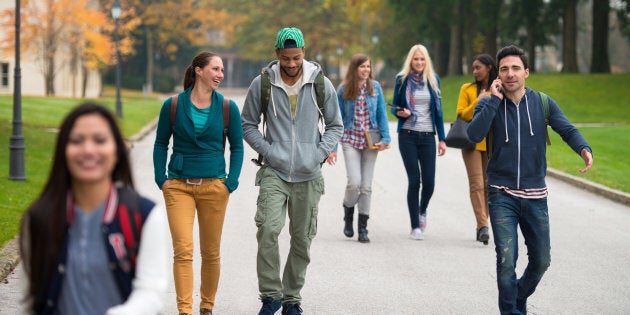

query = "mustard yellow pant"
[[163, 178, 229, 313]]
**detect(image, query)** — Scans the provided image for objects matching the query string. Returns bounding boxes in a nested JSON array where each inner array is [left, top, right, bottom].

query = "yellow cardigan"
[[455, 82, 487, 151]]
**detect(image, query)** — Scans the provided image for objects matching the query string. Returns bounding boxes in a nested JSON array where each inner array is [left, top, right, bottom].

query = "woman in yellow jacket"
[[455, 54, 497, 245]]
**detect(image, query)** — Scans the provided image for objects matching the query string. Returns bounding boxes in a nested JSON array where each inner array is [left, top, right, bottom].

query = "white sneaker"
[[410, 228, 424, 240], [419, 214, 427, 232]]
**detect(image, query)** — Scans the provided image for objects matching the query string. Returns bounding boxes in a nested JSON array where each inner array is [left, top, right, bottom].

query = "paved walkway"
[[2, 89, 630, 314]]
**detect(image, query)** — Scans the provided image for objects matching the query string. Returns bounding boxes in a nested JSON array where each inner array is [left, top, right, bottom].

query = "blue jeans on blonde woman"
[[398, 130, 436, 230], [488, 187, 551, 315]]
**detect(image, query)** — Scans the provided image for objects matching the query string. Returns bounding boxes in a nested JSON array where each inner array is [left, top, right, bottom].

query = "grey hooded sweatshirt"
[[241, 60, 343, 182]]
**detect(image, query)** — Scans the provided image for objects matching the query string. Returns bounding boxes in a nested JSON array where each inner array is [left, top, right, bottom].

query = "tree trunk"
[[146, 27, 154, 95], [481, 0, 502, 58], [590, 0, 610, 73], [562, 0, 579, 72], [526, 22, 536, 73], [81, 63, 88, 98], [448, 3, 463, 75], [44, 0, 56, 96], [433, 40, 449, 75]]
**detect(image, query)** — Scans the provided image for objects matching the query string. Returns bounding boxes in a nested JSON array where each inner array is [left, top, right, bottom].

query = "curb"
[[547, 168, 630, 206], [0, 236, 19, 282]]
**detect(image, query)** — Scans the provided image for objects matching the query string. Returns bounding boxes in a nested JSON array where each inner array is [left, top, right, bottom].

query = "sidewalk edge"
[[0, 236, 19, 282], [547, 167, 630, 206]]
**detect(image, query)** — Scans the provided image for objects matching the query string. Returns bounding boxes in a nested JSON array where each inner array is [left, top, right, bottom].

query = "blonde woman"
[[391, 44, 446, 240]]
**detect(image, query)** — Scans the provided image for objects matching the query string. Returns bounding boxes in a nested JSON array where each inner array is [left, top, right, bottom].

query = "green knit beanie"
[[275, 27, 305, 49]]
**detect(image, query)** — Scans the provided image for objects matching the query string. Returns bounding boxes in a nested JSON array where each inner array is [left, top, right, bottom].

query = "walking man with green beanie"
[[241, 27, 343, 315]]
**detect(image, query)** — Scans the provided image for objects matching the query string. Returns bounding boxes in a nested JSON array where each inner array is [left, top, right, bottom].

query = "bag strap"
[[539, 91, 551, 145], [254, 68, 271, 165], [117, 188, 143, 267], [170, 94, 230, 152], [314, 70, 325, 122], [169, 94, 178, 134], [254, 68, 326, 166], [222, 98, 230, 153]]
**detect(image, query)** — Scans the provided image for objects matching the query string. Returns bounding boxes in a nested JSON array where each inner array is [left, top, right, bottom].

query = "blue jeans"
[[488, 187, 551, 315], [398, 130, 436, 229]]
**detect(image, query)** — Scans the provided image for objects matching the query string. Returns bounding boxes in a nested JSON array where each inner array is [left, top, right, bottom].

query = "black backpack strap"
[[254, 68, 271, 166], [314, 70, 325, 119]]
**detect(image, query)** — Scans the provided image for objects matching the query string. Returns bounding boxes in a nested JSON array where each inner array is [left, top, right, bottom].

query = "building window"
[[1, 63, 8, 88]]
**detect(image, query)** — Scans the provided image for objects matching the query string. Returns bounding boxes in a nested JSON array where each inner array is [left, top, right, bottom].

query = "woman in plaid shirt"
[[326, 53, 390, 243]]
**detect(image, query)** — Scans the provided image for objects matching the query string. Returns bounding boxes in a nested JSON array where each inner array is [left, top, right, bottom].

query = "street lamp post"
[[9, 0, 25, 181], [111, 0, 122, 118]]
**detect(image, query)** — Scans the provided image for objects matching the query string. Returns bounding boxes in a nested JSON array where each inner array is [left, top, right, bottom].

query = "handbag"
[[445, 116, 476, 150]]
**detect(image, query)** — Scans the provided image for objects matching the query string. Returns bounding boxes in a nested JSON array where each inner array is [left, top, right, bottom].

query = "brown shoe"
[[200, 308, 213, 315]]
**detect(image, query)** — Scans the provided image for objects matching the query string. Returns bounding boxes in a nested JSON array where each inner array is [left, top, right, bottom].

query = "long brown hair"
[[20, 102, 134, 309], [183, 51, 219, 90], [341, 53, 374, 101]]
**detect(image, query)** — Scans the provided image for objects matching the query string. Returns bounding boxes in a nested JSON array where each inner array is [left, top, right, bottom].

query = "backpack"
[[40, 188, 154, 314], [170, 95, 231, 152], [487, 91, 550, 157], [116, 188, 153, 269], [253, 67, 326, 166]]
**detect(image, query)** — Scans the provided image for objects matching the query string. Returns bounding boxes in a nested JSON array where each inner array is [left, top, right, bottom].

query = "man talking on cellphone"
[[467, 45, 593, 314]]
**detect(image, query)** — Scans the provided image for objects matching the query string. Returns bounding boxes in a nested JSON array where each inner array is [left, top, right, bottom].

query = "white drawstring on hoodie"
[[503, 93, 534, 143]]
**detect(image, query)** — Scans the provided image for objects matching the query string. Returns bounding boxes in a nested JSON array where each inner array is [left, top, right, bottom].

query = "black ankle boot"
[[358, 214, 370, 243], [343, 206, 354, 237], [477, 226, 490, 245]]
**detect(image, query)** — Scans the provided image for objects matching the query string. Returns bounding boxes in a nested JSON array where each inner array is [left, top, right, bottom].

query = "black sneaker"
[[282, 302, 303, 315], [259, 297, 282, 315]]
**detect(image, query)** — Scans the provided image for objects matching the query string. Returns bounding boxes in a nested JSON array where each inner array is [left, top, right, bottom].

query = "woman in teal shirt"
[[153, 51, 244, 315]]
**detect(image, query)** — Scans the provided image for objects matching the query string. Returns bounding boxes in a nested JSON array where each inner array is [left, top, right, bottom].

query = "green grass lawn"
[[0, 93, 163, 248], [385, 73, 630, 193], [441, 74, 630, 193]]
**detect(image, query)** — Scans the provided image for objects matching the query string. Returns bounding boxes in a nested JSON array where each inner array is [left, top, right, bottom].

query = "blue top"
[[56, 203, 122, 314], [153, 88, 244, 192], [334, 80, 391, 151], [467, 87, 592, 189], [391, 74, 446, 141]]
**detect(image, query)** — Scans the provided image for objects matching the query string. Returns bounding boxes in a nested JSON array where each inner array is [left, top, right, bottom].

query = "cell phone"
[[387, 103, 404, 111]]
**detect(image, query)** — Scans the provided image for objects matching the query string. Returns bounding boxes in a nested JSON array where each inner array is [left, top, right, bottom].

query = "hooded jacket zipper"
[[516, 103, 521, 189]]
